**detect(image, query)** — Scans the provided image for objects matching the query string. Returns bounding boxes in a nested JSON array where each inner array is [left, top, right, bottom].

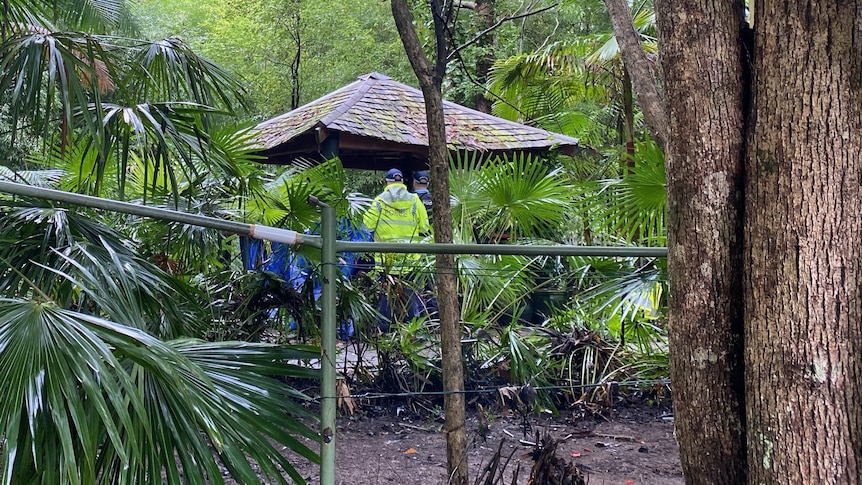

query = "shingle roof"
[[252, 72, 579, 158]]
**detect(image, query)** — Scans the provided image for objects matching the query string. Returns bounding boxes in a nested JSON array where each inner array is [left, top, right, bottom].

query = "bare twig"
[[447, 3, 558, 62], [592, 432, 645, 443]]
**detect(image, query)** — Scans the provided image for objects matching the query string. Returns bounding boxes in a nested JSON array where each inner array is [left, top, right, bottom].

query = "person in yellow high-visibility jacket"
[[362, 168, 430, 330]]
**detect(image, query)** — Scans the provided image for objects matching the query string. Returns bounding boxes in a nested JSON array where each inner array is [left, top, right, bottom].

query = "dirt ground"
[[279, 402, 683, 485]]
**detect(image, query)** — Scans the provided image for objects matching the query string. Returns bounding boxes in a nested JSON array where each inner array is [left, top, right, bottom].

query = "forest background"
[[8, 0, 855, 484], [0, 1, 671, 484]]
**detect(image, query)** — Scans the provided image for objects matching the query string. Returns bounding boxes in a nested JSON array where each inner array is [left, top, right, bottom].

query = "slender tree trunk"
[[391, 1, 468, 484], [289, 0, 302, 110], [424, 88, 468, 485], [622, 67, 635, 164], [744, 1, 862, 482], [655, 0, 748, 482], [473, 0, 494, 113], [604, 0, 666, 150]]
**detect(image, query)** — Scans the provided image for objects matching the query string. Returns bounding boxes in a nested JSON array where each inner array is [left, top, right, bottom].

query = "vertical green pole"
[[319, 203, 337, 485]]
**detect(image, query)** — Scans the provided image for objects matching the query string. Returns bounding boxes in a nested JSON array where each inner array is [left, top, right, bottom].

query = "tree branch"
[[431, 0, 449, 82], [391, 0, 434, 84], [604, 0, 667, 149], [446, 3, 557, 62]]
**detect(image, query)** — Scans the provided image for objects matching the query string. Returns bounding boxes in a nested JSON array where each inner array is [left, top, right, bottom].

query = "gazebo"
[[251, 72, 580, 174]]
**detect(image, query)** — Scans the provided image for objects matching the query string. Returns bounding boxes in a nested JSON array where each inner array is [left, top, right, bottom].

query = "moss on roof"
[[253, 72, 579, 154]]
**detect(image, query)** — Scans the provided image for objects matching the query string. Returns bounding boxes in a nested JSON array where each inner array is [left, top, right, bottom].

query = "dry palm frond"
[[13, 22, 116, 93], [337, 378, 358, 415]]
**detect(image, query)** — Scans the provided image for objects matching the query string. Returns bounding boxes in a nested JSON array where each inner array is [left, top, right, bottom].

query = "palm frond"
[[577, 138, 666, 244], [249, 157, 365, 230], [91, 101, 232, 199], [124, 36, 250, 114], [0, 31, 111, 145], [28, 141, 118, 196], [455, 154, 576, 242], [0, 164, 64, 187], [0, 202, 127, 298], [51, 241, 210, 338], [0, 299, 146, 485], [0, 299, 320, 485], [4, 0, 134, 34], [457, 253, 537, 320]]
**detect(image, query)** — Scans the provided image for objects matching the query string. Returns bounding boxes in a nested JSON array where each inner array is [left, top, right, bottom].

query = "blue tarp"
[[242, 218, 373, 339]]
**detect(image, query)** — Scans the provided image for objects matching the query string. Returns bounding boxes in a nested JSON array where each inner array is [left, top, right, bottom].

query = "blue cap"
[[385, 168, 403, 182], [413, 171, 430, 183]]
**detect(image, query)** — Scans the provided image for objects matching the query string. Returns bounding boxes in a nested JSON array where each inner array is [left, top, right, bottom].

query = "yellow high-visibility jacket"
[[363, 183, 430, 272]]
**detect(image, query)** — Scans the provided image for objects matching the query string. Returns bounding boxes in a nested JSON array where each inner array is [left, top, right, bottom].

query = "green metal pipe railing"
[[0, 180, 668, 485], [309, 197, 338, 484], [336, 241, 667, 257], [0, 181, 669, 261], [0, 181, 322, 248]]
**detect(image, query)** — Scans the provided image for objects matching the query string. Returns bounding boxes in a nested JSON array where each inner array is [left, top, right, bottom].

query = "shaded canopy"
[[251, 72, 580, 173]]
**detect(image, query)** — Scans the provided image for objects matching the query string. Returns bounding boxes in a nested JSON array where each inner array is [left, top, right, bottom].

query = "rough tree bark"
[[390, 2, 469, 484], [649, 0, 862, 482], [743, 1, 862, 482], [654, 0, 748, 482]]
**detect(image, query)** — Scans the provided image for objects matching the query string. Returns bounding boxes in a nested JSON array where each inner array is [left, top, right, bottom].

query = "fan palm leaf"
[[578, 138, 666, 244], [0, 164, 64, 186], [0, 199, 322, 484], [123, 36, 250, 114], [250, 158, 371, 230], [0, 28, 251, 201], [450, 153, 575, 242], [0, 299, 320, 485], [488, 40, 607, 125], [457, 253, 537, 322], [0, 30, 113, 146], [0, 299, 147, 485], [2, 0, 134, 35]]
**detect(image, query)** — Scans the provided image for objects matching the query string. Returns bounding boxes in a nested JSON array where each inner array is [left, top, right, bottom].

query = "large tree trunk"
[[391, 1, 469, 484], [655, 0, 748, 482], [744, 1, 862, 482]]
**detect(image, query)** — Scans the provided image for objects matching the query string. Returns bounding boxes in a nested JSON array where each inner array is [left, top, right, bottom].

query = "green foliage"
[[247, 157, 372, 230], [576, 138, 666, 245], [487, 2, 657, 155], [0, 200, 321, 484], [133, 0, 415, 117], [0, 1, 326, 481], [3, 0, 137, 33], [0, 0, 253, 201], [376, 313, 441, 391], [450, 152, 576, 243], [0, 0, 677, 433]]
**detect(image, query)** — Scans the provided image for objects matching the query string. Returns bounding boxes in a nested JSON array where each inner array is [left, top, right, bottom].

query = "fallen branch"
[[592, 432, 645, 443], [398, 422, 432, 432]]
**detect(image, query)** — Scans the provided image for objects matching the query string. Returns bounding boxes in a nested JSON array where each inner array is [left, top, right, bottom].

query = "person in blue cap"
[[412, 170, 433, 223], [411, 170, 438, 318]]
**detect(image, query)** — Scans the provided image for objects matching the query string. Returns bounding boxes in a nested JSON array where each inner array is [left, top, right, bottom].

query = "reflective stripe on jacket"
[[362, 183, 430, 273], [363, 183, 430, 242]]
